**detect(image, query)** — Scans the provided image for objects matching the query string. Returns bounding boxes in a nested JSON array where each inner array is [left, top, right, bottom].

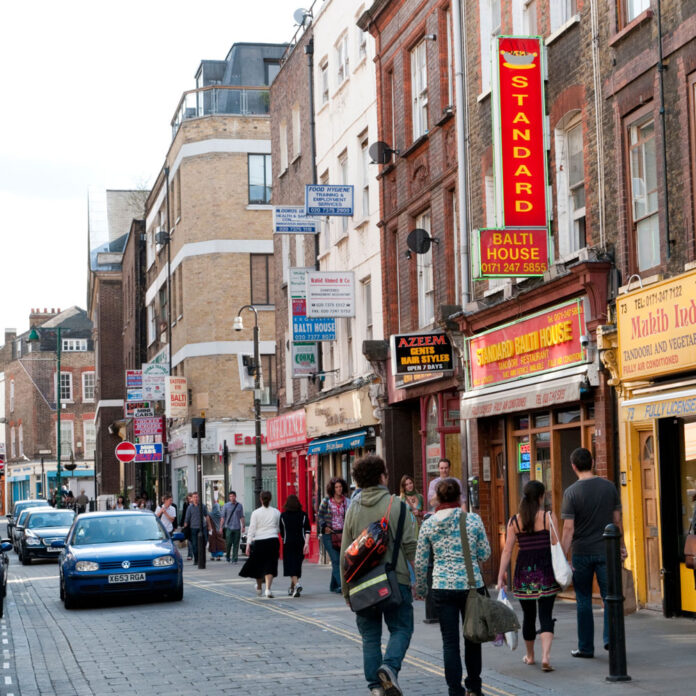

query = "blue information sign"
[[292, 316, 336, 342], [305, 185, 354, 216], [135, 443, 163, 462]]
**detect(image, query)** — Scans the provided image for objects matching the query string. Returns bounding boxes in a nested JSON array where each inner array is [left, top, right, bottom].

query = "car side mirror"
[[50, 540, 65, 548], [171, 532, 185, 541], [0, 543, 11, 553]]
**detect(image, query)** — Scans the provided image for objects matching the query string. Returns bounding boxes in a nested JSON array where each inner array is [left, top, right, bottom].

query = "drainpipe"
[[656, 0, 671, 257]]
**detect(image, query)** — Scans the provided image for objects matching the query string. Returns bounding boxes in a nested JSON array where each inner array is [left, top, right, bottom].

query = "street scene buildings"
[[1, 0, 696, 659]]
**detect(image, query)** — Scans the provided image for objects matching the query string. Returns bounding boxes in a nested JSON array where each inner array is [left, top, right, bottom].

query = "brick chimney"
[[4, 329, 16, 347], [29, 307, 60, 326]]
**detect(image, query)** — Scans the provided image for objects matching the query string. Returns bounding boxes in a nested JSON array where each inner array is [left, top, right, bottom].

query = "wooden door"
[[492, 445, 507, 563], [640, 431, 662, 607]]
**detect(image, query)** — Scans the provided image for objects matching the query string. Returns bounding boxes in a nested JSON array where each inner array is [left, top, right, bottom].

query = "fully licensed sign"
[[305, 185, 354, 216], [477, 227, 548, 277], [617, 269, 696, 381], [306, 271, 355, 318], [391, 332, 454, 376], [289, 268, 335, 341], [273, 206, 319, 234], [467, 298, 587, 388], [135, 443, 163, 462]]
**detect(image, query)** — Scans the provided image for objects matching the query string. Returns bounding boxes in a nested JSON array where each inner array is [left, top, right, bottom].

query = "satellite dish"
[[407, 229, 434, 254], [368, 141, 398, 165], [293, 8, 310, 25]]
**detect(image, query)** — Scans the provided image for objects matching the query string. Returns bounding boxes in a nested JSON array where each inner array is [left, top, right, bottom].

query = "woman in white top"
[[239, 490, 281, 598]]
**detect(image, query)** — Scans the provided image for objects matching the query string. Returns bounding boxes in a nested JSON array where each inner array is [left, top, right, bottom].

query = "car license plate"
[[46, 547, 61, 552], [108, 573, 146, 584]]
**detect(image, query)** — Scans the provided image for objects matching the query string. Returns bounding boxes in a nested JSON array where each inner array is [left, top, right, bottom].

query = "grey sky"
[[0, 0, 299, 335]]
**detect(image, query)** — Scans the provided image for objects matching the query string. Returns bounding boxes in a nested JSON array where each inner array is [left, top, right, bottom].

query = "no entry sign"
[[115, 441, 137, 463]]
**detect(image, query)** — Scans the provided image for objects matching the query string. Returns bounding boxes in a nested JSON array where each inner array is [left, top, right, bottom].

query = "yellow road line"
[[187, 579, 516, 696]]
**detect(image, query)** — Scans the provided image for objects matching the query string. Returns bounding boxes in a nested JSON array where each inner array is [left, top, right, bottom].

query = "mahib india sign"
[[391, 333, 454, 376]]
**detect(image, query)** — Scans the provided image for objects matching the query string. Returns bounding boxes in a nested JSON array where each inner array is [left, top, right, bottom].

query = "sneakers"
[[377, 665, 402, 696], [265, 589, 274, 598], [292, 584, 303, 598], [288, 586, 294, 596]]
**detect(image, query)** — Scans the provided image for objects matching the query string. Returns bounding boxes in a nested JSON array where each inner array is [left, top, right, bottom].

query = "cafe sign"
[[390, 332, 454, 376], [467, 298, 587, 388], [617, 269, 696, 381]]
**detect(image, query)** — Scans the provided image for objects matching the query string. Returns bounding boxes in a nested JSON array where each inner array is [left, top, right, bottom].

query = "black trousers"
[[519, 594, 556, 641]]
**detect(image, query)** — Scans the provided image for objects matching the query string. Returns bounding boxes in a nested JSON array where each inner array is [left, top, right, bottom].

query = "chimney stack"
[[29, 307, 59, 326]]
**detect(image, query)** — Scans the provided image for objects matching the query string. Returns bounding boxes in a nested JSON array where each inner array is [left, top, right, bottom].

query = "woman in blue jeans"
[[415, 479, 491, 696], [317, 477, 350, 593]]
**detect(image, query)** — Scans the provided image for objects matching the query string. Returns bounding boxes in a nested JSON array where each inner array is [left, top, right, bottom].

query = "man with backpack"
[[340, 454, 418, 696]]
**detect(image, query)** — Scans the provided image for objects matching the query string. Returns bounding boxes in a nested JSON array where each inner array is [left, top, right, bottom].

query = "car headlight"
[[25, 536, 41, 546], [75, 561, 99, 572], [153, 555, 175, 567]]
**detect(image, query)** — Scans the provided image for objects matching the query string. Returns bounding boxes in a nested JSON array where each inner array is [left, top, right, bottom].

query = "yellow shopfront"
[[606, 269, 696, 616]]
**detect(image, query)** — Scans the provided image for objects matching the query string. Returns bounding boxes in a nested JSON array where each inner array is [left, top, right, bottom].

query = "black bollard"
[[603, 523, 631, 682]]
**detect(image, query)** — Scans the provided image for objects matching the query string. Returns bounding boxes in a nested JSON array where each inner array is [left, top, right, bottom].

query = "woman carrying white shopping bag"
[[497, 480, 561, 673]]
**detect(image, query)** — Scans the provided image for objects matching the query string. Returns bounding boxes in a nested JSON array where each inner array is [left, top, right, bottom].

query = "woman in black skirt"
[[280, 495, 311, 597], [239, 490, 281, 598]]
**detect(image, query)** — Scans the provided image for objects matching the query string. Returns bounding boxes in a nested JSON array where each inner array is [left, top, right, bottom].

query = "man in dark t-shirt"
[[561, 447, 626, 658]]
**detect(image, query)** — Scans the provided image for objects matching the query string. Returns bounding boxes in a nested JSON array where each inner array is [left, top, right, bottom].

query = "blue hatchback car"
[[56, 510, 184, 609]]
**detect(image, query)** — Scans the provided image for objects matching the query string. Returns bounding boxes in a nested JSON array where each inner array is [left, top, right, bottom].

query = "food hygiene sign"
[[477, 36, 549, 279], [467, 298, 587, 389], [391, 332, 454, 376]]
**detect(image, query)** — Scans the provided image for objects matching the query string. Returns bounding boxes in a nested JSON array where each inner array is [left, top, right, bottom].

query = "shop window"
[[515, 414, 529, 430], [534, 412, 550, 428], [557, 407, 581, 424], [534, 432, 552, 508], [682, 422, 696, 549]]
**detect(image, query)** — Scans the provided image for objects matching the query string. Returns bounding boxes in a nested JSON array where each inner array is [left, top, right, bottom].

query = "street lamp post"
[[233, 306, 262, 508]]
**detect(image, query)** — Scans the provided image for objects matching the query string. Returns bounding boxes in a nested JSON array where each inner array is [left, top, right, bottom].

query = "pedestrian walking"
[[207, 500, 225, 561], [561, 447, 626, 658], [239, 490, 281, 598], [415, 479, 490, 696], [221, 491, 245, 563], [318, 477, 351, 593], [113, 496, 126, 511], [279, 494, 310, 597], [181, 494, 192, 559], [155, 493, 177, 535], [341, 454, 418, 696], [427, 458, 463, 511], [182, 492, 209, 564], [75, 490, 89, 514], [497, 480, 560, 672], [399, 475, 425, 525]]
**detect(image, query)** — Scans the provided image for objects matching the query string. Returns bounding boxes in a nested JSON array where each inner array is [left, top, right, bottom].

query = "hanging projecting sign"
[[125, 370, 142, 389], [477, 227, 548, 277], [305, 185, 354, 216], [289, 267, 336, 341], [165, 376, 188, 419], [126, 388, 143, 402], [125, 401, 154, 418], [496, 36, 548, 227], [306, 271, 355, 318], [273, 206, 320, 234], [142, 362, 168, 401], [135, 443, 163, 462], [133, 417, 164, 438], [390, 332, 454, 376], [292, 342, 318, 377], [467, 298, 587, 389]]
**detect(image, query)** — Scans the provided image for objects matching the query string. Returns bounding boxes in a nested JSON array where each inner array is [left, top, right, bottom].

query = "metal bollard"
[[603, 523, 631, 682]]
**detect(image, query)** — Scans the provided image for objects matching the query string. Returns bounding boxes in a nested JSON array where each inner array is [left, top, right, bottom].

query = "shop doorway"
[[639, 431, 662, 608], [492, 445, 507, 561]]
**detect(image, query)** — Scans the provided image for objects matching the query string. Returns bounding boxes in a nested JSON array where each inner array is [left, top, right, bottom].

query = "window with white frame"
[[292, 104, 301, 158], [485, 169, 506, 289], [10, 426, 15, 458], [82, 371, 95, 402], [18, 424, 23, 457], [623, 0, 650, 25], [58, 372, 73, 402], [479, 0, 502, 92], [147, 303, 156, 345], [344, 318, 354, 379], [360, 136, 370, 218], [320, 60, 329, 104], [338, 151, 349, 236], [411, 40, 428, 139], [9, 378, 14, 413], [523, 0, 538, 35], [279, 121, 288, 172], [83, 419, 96, 458], [357, 23, 367, 62], [363, 277, 373, 341], [336, 33, 349, 85], [416, 211, 434, 327], [550, 0, 577, 32], [248, 154, 272, 204], [628, 114, 660, 271], [15, 340, 22, 358], [59, 421, 74, 460], [555, 114, 586, 256]]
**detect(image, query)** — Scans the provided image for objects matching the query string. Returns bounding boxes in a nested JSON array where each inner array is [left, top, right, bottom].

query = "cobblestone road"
[[1, 545, 694, 696]]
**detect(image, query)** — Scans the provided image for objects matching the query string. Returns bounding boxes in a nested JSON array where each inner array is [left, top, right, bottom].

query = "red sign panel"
[[479, 228, 548, 277], [266, 410, 308, 450], [133, 417, 164, 437], [468, 299, 587, 388], [115, 441, 137, 463], [497, 36, 547, 227]]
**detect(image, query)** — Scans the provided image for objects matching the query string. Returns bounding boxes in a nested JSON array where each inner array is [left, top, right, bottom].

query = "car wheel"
[[171, 582, 183, 602], [62, 580, 76, 610], [20, 547, 31, 566], [59, 574, 64, 600]]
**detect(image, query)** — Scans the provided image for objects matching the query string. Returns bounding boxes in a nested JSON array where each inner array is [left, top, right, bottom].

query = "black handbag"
[[348, 501, 406, 615]]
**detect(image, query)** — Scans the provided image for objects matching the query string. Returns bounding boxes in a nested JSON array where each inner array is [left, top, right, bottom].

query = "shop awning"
[[621, 386, 696, 422], [307, 430, 367, 455], [460, 366, 587, 419], [7, 475, 29, 482]]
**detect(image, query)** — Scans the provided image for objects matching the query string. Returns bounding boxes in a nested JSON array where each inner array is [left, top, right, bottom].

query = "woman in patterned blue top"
[[415, 479, 491, 696]]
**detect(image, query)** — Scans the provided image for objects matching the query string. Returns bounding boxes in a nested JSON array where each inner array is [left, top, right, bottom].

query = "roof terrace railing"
[[171, 85, 270, 138]]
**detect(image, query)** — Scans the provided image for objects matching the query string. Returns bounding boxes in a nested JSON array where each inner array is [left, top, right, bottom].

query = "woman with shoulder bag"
[[317, 477, 350, 593], [497, 480, 560, 672], [415, 479, 491, 696]]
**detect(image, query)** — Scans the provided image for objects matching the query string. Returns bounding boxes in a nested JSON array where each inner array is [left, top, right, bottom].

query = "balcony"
[[171, 85, 270, 138]]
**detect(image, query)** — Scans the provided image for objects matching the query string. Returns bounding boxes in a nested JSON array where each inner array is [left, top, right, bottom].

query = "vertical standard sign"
[[496, 36, 547, 227]]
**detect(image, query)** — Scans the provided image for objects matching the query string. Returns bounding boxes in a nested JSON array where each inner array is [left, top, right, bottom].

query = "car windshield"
[[16, 510, 33, 526], [14, 501, 48, 516], [27, 511, 74, 529], [72, 515, 166, 546]]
